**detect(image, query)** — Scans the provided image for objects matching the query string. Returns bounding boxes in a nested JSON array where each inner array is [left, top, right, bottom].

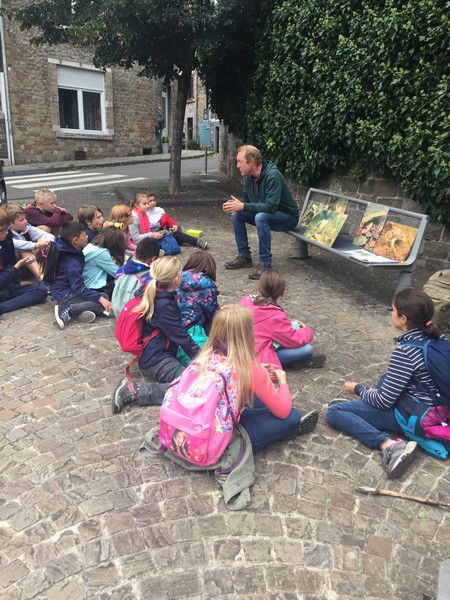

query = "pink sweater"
[[240, 295, 314, 368], [251, 362, 292, 418]]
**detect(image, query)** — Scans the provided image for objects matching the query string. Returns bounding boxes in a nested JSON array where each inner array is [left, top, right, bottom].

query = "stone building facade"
[[220, 127, 450, 271], [0, 9, 169, 165]]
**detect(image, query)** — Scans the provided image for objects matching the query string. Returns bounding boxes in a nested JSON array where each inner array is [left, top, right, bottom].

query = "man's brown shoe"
[[225, 255, 253, 270]]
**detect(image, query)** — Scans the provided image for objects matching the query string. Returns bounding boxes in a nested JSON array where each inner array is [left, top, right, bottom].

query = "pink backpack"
[[159, 354, 240, 466]]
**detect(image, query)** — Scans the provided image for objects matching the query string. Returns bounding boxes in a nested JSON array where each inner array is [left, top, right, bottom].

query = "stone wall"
[[3, 14, 163, 164], [219, 126, 450, 271]]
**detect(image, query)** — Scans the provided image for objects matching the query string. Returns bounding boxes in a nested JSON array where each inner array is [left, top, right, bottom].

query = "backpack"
[[401, 338, 450, 407], [39, 241, 60, 283], [159, 233, 180, 256], [115, 296, 159, 381], [111, 271, 148, 316], [159, 354, 240, 467]]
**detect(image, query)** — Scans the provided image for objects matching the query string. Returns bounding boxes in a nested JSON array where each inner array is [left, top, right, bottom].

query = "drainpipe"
[[0, 6, 15, 165]]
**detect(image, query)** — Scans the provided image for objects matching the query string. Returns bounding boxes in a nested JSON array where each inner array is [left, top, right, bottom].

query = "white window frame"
[[49, 58, 113, 139]]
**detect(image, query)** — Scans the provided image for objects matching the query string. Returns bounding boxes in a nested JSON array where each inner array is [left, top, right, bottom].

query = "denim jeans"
[[326, 399, 403, 449], [59, 292, 107, 317], [0, 283, 47, 314], [276, 344, 313, 366], [231, 211, 299, 265], [240, 396, 301, 453]]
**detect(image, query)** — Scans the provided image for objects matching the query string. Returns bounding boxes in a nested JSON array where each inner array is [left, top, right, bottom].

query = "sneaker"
[[54, 304, 71, 330], [382, 439, 418, 479], [248, 263, 271, 280], [112, 379, 139, 414], [225, 255, 253, 270], [297, 354, 327, 369], [297, 410, 319, 436], [196, 238, 208, 250], [74, 311, 96, 324]]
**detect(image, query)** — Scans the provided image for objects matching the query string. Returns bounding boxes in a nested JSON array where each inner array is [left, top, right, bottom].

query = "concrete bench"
[[287, 188, 429, 294]]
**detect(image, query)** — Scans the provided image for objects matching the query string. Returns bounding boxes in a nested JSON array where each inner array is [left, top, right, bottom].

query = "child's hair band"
[[426, 320, 432, 326]]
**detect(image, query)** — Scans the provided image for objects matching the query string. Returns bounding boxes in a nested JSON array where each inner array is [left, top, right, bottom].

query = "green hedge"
[[247, 0, 450, 224]]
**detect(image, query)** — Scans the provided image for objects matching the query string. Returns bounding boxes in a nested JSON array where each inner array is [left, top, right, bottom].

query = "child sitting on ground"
[[326, 288, 450, 479], [239, 268, 326, 369], [129, 190, 208, 250], [25, 188, 73, 235], [175, 249, 220, 365], [50, 221, 113, 329], [83, 227, 125, 298], [120, 256, 199, 385], [111, 237, 160, 316], [109, 204, 137, 256], [78, 205, 112, 242], [6, 204, 54, 286], [0, 208, 47, 314]]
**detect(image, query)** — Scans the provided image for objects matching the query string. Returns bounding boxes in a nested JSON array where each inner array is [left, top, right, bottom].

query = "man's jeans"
[[326, 399, 403, 449], [240, 396, 301, 453], [231, 211, 299, 265]]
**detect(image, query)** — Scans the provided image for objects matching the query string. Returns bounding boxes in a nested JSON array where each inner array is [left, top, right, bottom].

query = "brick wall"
[[3, 16, 163, 163], [219, 126, 450, 271]]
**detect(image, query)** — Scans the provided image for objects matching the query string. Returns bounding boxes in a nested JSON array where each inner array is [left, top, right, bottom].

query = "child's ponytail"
[[136, 256, 182, 322]]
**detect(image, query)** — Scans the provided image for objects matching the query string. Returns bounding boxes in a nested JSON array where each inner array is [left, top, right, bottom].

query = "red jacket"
[[25, 203, 73, 228]]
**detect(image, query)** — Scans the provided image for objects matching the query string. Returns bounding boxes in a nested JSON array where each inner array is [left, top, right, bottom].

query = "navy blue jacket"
[[0, 231, 20, 288], [49, 238, 101, 303], [139, 290, 200, 370]]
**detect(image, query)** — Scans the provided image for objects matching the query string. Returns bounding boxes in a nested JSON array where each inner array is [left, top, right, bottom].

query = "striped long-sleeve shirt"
[[355, 328, 440, 410]]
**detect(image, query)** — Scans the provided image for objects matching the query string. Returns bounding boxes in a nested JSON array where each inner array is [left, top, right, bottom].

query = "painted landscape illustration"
[[303, 209, 348, 247]]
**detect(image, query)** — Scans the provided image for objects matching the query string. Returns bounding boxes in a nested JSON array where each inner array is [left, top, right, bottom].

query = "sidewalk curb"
[[3, 151, 209, 177]]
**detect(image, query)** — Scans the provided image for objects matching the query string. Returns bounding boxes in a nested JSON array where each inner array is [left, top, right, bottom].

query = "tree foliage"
[[197, 0, 272, 138], [6, 0, 217, 193], [247, 0, 450, 224]]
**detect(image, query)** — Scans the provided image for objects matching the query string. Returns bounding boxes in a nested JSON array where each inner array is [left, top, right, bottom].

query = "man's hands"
[[223, 195, 244, 214]]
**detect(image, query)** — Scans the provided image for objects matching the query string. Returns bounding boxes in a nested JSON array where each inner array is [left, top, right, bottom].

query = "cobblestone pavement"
[[1, 167, 449, 600]]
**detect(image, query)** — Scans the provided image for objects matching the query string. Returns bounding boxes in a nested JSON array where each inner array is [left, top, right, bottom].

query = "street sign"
[[199, 120, 212, 148]]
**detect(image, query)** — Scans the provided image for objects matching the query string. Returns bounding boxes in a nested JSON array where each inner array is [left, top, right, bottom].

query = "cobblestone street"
[[1, 169, 449, 599]]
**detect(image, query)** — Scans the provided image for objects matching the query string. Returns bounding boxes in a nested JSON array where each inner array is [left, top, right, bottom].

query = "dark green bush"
[[247, 0, 450, 224], [186, 139, 200, 150]]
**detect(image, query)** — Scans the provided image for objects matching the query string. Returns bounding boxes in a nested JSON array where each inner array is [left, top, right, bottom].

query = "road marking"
[[5, 171, 84, 183], [49, 177, 146, 191]]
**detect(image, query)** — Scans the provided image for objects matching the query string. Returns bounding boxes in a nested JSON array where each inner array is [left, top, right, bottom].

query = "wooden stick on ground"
[[356, 486, 450, 511]]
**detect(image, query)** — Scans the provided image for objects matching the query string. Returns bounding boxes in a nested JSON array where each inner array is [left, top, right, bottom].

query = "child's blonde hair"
[[35, 189, 56, 203], [109, 204, 131, 224], [136, 256, 182, 321], [195, 304, 256, 411], [131, 190, 155, 209]]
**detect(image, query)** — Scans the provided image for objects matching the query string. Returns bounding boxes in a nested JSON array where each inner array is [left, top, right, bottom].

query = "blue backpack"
[[401, 338, 450, 407], [159, 234, 180, 256]]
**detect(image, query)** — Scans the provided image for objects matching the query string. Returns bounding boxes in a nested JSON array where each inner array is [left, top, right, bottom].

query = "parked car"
[[0, 161, 6, 206]]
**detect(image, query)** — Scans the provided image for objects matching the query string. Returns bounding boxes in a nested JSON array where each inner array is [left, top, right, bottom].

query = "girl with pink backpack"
[[159, 303, 319, 462]]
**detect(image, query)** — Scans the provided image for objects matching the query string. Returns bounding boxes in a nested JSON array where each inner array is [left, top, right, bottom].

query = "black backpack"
[[39, 241, 60, 283]]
